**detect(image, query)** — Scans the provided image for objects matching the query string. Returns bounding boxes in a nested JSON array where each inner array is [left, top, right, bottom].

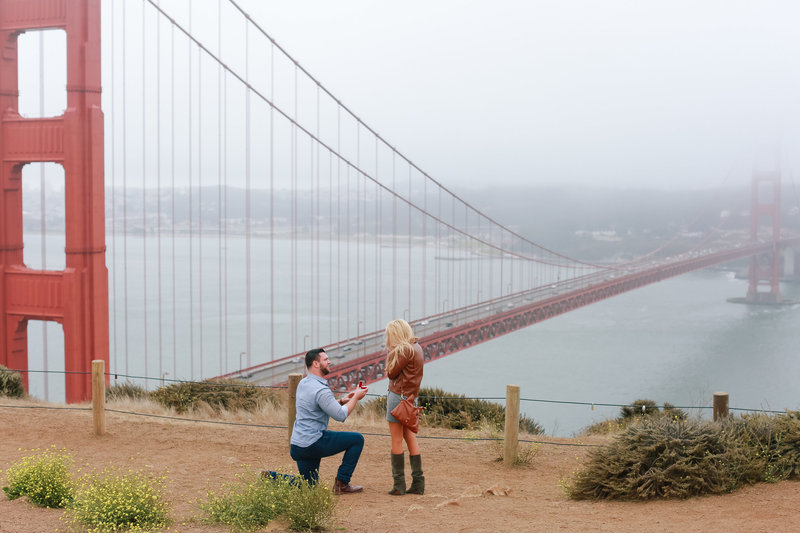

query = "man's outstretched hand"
[[338, 386, 368, 405]]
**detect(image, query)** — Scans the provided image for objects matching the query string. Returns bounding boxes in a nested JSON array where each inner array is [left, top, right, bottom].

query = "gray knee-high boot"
[[407, 454, 424, 495], [388, 453, 406, 495]]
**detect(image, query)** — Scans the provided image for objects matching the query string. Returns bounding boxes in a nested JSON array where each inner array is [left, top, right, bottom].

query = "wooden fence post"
[[92, 360, 105, 436], [288, 373, 302, 445], [713, 391, 729, 421], [504, 384, 520, 465]]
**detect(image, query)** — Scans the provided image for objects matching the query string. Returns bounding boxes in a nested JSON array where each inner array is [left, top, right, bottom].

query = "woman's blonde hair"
[[385, 319, 418, 368]]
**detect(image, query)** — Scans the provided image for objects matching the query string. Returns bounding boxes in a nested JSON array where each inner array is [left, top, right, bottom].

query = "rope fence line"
[[0, 402, 601, 448], [3, 367, 794, 416], [3, 362, 797, 458]]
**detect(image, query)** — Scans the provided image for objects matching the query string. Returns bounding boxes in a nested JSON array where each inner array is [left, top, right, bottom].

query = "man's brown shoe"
[[333, 479, 363, 494]]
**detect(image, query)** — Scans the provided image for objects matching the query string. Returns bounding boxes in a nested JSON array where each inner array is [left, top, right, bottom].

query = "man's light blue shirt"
[[290, 374, 349, 447]]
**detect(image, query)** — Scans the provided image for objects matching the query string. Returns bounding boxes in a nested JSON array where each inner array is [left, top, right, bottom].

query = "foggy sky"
[[236, 0, 800, 191]]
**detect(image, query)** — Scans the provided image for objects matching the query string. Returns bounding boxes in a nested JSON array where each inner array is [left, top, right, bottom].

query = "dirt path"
[[2, 399, 799, 532]]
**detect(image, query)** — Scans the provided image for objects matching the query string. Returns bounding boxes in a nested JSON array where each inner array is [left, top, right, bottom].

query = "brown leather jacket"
[[387, 342, 424, 396]]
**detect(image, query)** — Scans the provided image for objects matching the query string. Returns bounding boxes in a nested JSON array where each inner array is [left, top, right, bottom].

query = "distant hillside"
[[21, 183, 800, 262]]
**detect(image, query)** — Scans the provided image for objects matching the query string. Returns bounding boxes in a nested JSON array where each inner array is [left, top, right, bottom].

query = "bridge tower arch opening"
[[0, 0, 108, 402], [746, 169, 783, 304]]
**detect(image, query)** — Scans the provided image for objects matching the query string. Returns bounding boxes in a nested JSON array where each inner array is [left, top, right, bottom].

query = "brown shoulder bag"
[[390, 392, 423, 433]]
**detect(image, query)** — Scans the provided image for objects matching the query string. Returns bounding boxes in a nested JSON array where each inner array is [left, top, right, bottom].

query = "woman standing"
[[384, 318, 424, 495]]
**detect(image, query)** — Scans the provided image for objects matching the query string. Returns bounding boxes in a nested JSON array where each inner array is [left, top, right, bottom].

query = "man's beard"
[[321, 366, 330, 376]]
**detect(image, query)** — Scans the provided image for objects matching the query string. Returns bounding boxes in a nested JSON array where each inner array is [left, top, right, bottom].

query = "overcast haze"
[[235, 0, 800, 191]]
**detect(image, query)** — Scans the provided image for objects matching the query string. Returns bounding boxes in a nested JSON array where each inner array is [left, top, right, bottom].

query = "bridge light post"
[[303, 334, 310, 352], [403, 308, 409, 321], [441, 299, 448, 314], [239, 352, 246, 378]]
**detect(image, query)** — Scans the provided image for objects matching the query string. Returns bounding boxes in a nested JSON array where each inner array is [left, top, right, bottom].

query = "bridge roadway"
[[231, 237, 800, 392]]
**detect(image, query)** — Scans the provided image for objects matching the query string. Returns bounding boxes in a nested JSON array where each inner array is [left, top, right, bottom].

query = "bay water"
[[19, 233, 800, 437]]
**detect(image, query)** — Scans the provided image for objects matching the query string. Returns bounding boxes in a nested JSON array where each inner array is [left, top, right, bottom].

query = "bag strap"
[[398, 389, 416, 403]]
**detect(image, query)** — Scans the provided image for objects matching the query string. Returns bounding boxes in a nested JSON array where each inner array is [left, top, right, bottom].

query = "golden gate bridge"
[[1, 0, 798, 401]]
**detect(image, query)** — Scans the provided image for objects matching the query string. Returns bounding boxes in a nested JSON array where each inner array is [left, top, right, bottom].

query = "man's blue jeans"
[[290, 430, 364, 484]]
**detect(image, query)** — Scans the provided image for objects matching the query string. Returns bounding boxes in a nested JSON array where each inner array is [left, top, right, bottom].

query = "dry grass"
[[106, 389, 391, 431], [106, 394, 289, 426]]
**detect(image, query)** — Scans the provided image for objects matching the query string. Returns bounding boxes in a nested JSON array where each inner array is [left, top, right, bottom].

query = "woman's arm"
[[386, 345, 411, 379]]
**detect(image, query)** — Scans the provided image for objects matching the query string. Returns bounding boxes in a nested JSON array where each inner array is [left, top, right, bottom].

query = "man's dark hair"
[[305, 348, 325, 368]]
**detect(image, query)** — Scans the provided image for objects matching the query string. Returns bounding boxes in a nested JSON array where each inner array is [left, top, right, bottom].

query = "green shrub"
[[566, 418, 732, 500], [723, 413, 800, 483], [565, 414, 800, 501], [150, 378, 280, 413], [65, 466, 171, 532], [284, 477, 336, 531], [0, 364, 25, 398], [199, 470, 292, 531], [106, 381, 150, 402], [583, 398, 688, 435], [198, 470, 335, 532], [619, 398, 659, 419], [418, 387, 544, 434], [1, 446, 73, 508], [363, 387, 543, 434]]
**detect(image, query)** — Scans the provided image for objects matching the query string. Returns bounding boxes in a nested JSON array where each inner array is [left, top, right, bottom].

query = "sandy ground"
[[2, 398, 800, 533]]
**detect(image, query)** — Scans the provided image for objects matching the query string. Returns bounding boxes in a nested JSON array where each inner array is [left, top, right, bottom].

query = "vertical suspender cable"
[[223, 57, 229, 374], [269, 42, 275, 372], [310, 134, 315, 344], [198, 27, 204, 378], [336, 108, 341, 347], [360, 137, 366, 337], [450, 196, 454, 308], [510, 229, 514, 294], [392, 153, 396, 313], [487, 224, 493, 300], [329, 150, 333, 343], [245, 20, 252, 370], [310, 132, 316, 344], [375, 139, 380, 331], [457, 201, 462, 308], [170, 23, 177, 379], [156, 0, 164, 385], [422, 173, 427, 317], [217, 0, 224, 375], [110, 0, 117, 379], [141, 1, 149, 381], [500, 228, 504, 297], [346, 165, 350, 338], [291, 65, 298, 353], [356, 125, 360, 337], [435, 186, 444, 314], [407, 165, 411, 318], [315, 84, 321, 344], [477, 214, 481, 306], [122, 2, 130, 375], [465, 204, 469, 307], [187, 9, 194, 380]]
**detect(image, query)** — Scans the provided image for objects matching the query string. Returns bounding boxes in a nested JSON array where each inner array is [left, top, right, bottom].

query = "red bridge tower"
[[0, 0, 108, 402], [746, 169, 782, 303]]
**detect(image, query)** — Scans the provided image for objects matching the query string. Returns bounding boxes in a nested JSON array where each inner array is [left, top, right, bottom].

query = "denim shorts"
[[386, 390, 418, 424]]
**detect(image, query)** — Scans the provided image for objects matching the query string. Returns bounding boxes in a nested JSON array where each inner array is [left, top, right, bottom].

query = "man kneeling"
[[290, 348, 368, 494]]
